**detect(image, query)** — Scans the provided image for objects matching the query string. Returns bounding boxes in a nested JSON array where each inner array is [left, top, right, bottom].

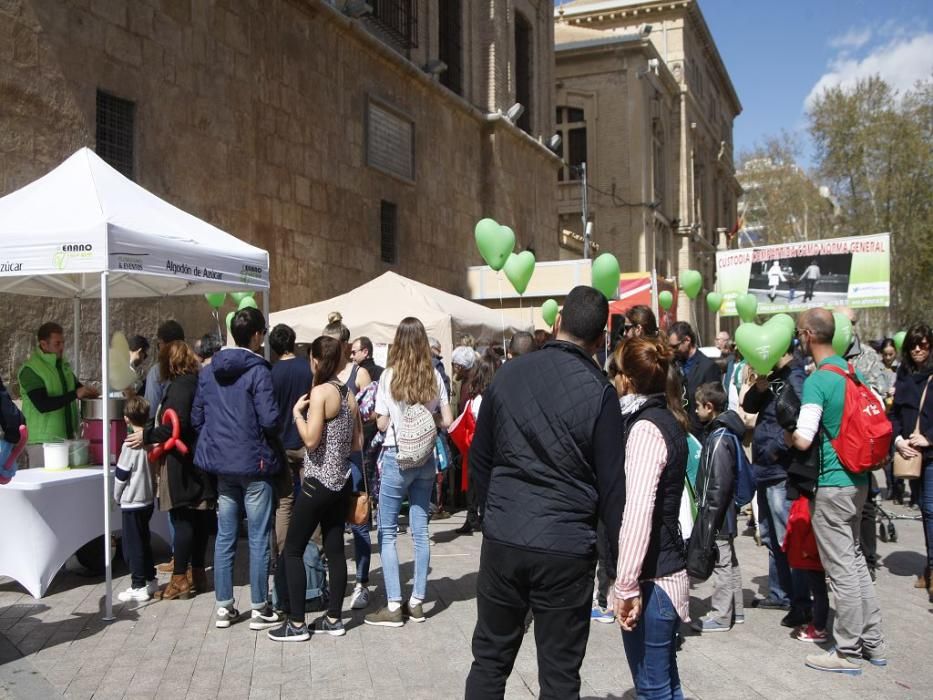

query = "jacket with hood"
[[192, 347, 282, 478], [742, 358, 806, 484], [694, 410, 746, 539]]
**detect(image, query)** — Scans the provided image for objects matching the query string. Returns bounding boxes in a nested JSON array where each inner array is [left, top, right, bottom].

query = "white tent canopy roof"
[[270, 271, 529, 362], [0, 148, 269, 298]]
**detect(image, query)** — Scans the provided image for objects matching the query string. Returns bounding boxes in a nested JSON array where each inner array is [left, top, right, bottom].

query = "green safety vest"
[[18, 348, 79, 444]]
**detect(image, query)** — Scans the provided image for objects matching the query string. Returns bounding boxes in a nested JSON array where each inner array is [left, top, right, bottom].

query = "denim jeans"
[[215, 475, 274, 610], [757, 480, 810, 608], [621, 582, 684, 700], [921, 461, 933, 568], [350, 456, 371, 584], [377, 448, 434, 602]]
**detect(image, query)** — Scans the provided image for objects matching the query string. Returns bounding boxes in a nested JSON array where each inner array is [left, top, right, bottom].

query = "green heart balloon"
[[679, 269, 703, 300], [237, 296, 258, 311], [658, 290, 673, 311], [893, 330, 906, 354], [204, 292, 226, 309], [230, 291, 254, 304], [504, 251, 536, 295], [832, 312, 853, 356], [767, 313, 796, 338], [541, 299, 559, 327], [735, 321, 793, 376], [591, 253, 621, 299], [474, 218, 514, 271], [706, 292, 723, 313], [736, 293, 758, 323]]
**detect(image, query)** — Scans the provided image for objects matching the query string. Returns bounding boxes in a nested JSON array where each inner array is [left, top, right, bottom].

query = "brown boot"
[[156, 574, 192, 600], [190, 567, 210, 593], [915, 566, 930, 589], [157, 558, 174, 574], [186, 567, 194, 592]]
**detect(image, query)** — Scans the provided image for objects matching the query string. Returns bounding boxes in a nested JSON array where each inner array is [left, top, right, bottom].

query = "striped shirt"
[[613, 419, 691, 622]]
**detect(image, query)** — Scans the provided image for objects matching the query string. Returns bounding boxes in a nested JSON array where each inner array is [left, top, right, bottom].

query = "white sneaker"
[[350, 584, 370, 610], [117, 586, 151, 602], [249, 605, 284, 630], [146, 579, 160, 596]]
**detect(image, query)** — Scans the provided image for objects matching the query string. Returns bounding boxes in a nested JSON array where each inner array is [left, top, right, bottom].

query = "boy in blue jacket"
[[691, 382, 747, 633]]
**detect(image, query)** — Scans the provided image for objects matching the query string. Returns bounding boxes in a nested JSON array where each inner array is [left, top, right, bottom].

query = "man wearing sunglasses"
[[669, 321, 722, 437]]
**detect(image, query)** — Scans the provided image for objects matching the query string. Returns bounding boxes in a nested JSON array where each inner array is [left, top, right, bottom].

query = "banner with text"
[[715, 233, 890, 317]]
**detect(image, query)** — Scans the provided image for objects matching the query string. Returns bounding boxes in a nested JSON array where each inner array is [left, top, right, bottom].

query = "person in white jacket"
[[767, 261, 787, 302]]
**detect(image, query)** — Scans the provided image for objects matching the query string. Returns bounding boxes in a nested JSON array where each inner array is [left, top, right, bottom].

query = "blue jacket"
[[192, 348, 281, 478], [742, 359, 806, 484]]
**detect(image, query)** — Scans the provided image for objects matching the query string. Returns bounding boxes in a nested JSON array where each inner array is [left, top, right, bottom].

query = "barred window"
[[371, 0, 418, 52], [96, 90, 135, 180], [380, 200, 398, 264]]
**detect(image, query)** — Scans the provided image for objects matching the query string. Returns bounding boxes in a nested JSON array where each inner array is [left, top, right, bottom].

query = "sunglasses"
[[909, 341, 931, 351]]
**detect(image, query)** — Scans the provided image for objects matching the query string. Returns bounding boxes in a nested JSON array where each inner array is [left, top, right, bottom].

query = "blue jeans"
[[350, 457, 371, 584], [922, 461, 933, 568], [621, 582, 683, 700], [757, 480, 810, 608], [215, 475, 274, 610], [377, 449, 434, 602]]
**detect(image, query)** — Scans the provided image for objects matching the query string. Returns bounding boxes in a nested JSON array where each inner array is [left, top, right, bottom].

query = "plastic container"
[[67, 439, 90, 467], [43, 442, 69, 470]]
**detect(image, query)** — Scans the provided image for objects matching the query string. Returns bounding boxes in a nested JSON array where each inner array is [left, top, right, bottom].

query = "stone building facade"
[[554, 0, 741, 340], [0, 0, 559, 389]]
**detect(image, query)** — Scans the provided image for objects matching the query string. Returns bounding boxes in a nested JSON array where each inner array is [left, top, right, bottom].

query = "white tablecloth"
[[0, 468, 171, 598]]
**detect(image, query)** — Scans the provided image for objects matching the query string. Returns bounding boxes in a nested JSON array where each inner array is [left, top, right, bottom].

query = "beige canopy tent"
[[270, 271, 528, 368]]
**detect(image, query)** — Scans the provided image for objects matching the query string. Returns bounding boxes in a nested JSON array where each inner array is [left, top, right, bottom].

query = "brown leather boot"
[[190, 567, 210, 593], [157, 557, 174, 574], [156, 574, 192, 600]]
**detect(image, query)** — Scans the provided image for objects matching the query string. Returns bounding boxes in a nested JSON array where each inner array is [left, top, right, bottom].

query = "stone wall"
[[0, 0, 559, 392]]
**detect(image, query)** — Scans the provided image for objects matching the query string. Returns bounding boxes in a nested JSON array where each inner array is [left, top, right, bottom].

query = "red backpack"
[[819, 363, 893, 473]]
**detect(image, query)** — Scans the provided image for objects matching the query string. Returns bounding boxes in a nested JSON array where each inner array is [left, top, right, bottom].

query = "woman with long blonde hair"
[[365, 317, 452, 627]]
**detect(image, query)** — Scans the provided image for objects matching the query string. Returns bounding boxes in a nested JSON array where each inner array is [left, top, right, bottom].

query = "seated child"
[[115, 396, 158, 602]]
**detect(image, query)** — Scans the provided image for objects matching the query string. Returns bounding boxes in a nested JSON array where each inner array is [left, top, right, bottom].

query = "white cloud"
[[829, 27, 872, 50], [805, 31, 933, 109]]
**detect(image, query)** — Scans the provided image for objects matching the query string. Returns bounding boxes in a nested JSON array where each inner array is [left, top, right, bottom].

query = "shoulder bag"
[[893, 376, 931, 479]]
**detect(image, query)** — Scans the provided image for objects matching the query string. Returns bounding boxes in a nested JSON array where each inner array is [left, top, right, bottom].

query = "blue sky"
[[556, 1, 933, 170]]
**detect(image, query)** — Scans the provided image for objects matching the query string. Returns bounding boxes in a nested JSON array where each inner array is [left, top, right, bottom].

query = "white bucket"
[[43, 442, 70, 470]]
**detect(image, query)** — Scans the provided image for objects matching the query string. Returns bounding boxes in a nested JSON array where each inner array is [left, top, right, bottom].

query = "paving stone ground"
[[1, 501, 930, 699]]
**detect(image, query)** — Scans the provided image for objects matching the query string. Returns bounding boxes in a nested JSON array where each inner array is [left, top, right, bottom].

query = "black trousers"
[[595, 521, 614, 608], [465, 540, 595, 700], [171, 507, 212, 575], [279, 476, 349, 623], [860, 477, 879, 571], [122, 505, 155, 588]]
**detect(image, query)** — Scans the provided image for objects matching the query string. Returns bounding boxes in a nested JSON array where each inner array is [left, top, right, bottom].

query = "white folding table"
[[0, 468, 171, 598]]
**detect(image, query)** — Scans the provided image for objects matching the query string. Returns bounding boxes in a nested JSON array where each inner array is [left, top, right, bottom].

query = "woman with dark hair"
[[125, 340, 216, 600], [454, 353, 498, 535], [623, 305, 660, 339], [891, 323, 933, 600], [366, 317, 453, 627], [609, 336, 690, 698], [268, 335, 362, 641]]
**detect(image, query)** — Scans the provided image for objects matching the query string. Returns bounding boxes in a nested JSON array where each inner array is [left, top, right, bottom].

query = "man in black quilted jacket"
[[465, 286, 626, 700]]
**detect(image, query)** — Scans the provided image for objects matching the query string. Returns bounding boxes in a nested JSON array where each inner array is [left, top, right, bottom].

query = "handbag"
[[345, 459, 371, 526], [892, 376, 931, 480], [782, 496, 822, 571]]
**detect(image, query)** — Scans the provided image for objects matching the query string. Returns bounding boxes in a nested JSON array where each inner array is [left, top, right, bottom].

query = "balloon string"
[[497, 273, 506, 354]]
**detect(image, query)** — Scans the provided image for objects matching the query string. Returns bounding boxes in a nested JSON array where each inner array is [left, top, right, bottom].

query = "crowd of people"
[[0, 293, 931, 698]]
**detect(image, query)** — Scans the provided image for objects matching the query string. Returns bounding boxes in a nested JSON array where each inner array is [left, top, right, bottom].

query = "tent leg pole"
[[262, 290, 270, 361], [101, 272, 115, 622], [73, 297, 81, 379]]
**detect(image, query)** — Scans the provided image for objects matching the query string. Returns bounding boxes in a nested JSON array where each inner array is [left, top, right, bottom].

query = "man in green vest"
[[18, 322, 99, 467]]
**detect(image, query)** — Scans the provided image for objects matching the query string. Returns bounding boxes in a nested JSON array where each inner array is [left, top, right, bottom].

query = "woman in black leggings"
[[268, 336, 362, 641]]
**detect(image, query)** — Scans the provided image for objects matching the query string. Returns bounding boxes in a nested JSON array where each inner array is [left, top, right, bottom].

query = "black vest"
[[621, 394, 688, 580]]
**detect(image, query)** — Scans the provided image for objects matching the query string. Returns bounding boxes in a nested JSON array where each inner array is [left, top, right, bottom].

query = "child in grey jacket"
[[115, 396, 157, 602]]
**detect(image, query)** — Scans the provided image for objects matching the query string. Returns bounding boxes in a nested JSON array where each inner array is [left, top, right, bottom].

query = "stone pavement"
[[0, 502, 930, 700]]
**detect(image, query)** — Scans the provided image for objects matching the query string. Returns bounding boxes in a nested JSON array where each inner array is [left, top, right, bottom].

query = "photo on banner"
[[715, 233, 890, 317]]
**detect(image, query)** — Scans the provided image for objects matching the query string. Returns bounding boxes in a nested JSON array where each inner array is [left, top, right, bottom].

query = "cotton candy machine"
[[81, 396, 127, 465]]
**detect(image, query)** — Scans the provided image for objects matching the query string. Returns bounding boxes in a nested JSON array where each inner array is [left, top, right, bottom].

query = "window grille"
[[380, 200, 398, 264], [96, 90, 135, 179]]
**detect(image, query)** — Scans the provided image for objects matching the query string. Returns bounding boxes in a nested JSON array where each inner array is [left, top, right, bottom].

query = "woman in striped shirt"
[[609, 337, 690, 699]]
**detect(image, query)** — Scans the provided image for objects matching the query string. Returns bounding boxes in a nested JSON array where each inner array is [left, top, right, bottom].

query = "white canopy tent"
[[0, 148, 271, 618], [270, 271, 530, 369]]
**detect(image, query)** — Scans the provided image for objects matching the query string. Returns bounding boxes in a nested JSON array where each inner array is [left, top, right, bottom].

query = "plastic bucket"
[[43, 442, 69, 470], [68, 439, 90, 467]]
